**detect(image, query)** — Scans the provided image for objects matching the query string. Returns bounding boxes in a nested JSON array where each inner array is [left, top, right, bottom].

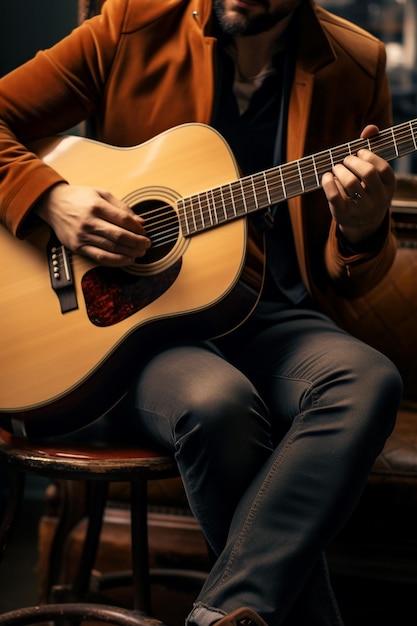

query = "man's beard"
[[213, 0, 297, 36]]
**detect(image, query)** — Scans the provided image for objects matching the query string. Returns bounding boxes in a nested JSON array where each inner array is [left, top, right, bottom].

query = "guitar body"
[[3, 118, 417, 436], [0, 124, 264, 436]]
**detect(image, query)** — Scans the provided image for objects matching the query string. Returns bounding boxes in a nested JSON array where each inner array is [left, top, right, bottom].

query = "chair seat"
[[0, 431, 178, 481]]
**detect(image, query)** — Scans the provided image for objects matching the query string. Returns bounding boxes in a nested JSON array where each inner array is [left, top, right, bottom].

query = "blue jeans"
[[125, 306, 402, 626]]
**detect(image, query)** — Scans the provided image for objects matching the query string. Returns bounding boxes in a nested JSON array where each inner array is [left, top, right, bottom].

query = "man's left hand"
[[321, 124, 396, 248]]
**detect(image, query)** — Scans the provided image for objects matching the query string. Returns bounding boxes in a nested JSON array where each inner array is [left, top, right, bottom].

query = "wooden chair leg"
[[50, 481, 109, 603], [130, 478, 151, 614], [44, 480, 89, 601], [72, 481, 109, 599], [0, 468, 25, 564]]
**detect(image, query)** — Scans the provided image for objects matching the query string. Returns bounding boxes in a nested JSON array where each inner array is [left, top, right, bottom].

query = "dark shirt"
[[211, 26, 307, 308]]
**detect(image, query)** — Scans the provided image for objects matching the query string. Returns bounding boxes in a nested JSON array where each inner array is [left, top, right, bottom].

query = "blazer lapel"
[[286, 1, 336, 291]]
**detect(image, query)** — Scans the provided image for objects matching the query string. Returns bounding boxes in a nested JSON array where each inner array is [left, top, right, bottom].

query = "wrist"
[[33, 182, 67, 223], [336, 213, 389, 256]]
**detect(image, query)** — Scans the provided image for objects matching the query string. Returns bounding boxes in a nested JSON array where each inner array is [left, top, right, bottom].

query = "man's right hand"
[[35, 183, 151, 267]]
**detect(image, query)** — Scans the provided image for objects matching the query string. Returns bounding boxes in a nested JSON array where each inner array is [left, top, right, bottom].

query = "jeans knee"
[[176, 373, 271, 457], [369, 353, 403, 435], [358, 348, 402, 413], [339, 347, 403, 457], [173, 373, 273, 553]]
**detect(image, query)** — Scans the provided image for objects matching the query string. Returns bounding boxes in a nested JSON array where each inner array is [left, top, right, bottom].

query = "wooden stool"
[[0, 429, 181, 624]]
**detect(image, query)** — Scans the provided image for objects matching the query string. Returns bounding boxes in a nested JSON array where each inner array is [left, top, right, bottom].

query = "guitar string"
[[71, 122, 417, 254], [143, 123, 417, 245]]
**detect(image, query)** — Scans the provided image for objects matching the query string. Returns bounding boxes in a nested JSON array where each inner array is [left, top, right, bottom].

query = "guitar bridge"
[[47, 233, 78, 313]]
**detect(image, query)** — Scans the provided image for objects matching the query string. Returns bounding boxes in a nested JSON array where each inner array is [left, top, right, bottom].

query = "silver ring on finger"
[[349, 191, 362, 204]]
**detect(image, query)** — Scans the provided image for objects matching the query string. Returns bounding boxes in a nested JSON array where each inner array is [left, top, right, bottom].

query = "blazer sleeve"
[[323, 39, 397, 298], [0, 0, 127, 237]]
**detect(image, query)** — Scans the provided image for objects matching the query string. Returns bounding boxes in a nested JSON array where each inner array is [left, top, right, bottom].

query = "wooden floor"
[[0, 491, 416, 626]]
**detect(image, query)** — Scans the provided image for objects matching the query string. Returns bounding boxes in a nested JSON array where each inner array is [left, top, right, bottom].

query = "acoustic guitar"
[[1, 120, 416, 436]]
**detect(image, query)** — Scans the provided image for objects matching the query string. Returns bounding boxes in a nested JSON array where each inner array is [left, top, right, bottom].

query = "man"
[[0, 1, 403, 625]]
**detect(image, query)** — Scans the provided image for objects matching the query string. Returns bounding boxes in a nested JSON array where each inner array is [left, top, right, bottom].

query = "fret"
[[250, 176, 259, 210], [311, 154, 321, 187], [228, 183, 237, 219], [210, 189, 223, 224], [196, 193, 205, 230], [255, 168, 285, 207], [298, 156, 321, 194], [208, 184, 227, 221], [189, 192, 200, 230], [411, 120, 417, 151], [281, 162, 304, 198], [370, 133, 399, 162], [178, 197, 186, 234], [326, 145, 346, 168], [253, 171, 274, 207], [312, 150, 334, 180], [179, 196, 192, 235], [190, 196, 199, 232], [297, 161, 305, 193], [240, 177, 258, 214], [334, 138, 364, 163], [198, 192, 210, 228], [262, 172, 272, 205], [392, 120, 417, 158], [226, 182, 240, 219], [261, 169, 278, 204], [210, 187, 228, 224], [206, 189, 215, 226], [279, 167, 287, 200], [228, 180, 245, 221], [391, 127, 399, 157], [210, 187, 227, 224], [240, 180, 249, 215], [235, 177, 258, 217]]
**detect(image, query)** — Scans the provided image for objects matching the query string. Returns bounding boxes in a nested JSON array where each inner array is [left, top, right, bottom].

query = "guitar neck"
[[179, 118, 417, 236]]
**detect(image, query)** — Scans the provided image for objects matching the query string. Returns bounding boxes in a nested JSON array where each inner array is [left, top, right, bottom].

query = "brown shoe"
[[214, 608, 268, 626]]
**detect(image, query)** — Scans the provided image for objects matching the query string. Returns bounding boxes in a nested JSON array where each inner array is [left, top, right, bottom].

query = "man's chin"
[[213, 1, 281, 36], [215, 9, 250, 35]]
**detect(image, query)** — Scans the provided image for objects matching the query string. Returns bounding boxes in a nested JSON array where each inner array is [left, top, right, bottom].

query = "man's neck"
[[231, 13, 293, 80]]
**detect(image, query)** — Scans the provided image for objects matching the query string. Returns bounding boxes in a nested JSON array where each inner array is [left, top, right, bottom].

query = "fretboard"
[[178, 118, 417, 236]]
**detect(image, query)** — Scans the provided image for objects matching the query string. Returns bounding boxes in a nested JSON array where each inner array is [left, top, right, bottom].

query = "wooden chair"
[[0, 428, 186, 625]]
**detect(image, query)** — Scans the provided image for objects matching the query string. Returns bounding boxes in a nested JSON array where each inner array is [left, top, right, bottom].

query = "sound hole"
[[132, 199, 180, 265]]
